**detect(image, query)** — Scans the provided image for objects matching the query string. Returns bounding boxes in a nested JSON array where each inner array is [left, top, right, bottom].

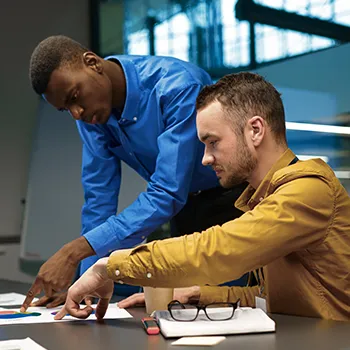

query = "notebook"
[[154, 307, 275, 338]]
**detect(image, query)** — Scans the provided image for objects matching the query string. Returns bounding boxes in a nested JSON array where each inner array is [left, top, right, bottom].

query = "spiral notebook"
[[154, 307, 275, 338]]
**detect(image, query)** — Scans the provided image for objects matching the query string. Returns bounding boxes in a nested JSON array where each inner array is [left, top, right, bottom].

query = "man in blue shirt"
[[21, 35, 246, 310]]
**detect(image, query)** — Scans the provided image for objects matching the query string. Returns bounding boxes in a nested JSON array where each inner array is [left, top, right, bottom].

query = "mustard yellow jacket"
[[107, 149, 350, 321]]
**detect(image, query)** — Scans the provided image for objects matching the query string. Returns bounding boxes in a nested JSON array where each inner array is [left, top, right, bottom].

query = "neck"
[[249, 141, 288, 189], [103, 59, 126, 111]]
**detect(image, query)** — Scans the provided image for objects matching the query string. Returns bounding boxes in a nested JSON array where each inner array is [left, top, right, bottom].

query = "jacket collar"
[[235, 148, 296, 211]]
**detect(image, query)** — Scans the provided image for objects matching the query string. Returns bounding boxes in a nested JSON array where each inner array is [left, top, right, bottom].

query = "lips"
[[84, 114, 98, 124], [213, 167, 223, 176]]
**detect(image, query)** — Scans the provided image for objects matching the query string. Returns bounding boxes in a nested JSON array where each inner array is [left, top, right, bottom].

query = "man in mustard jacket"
[[55, 72, 350, 321]]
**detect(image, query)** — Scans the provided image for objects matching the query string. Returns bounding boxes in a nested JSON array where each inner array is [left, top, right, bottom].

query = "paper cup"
[[144, 287, 174, 315]]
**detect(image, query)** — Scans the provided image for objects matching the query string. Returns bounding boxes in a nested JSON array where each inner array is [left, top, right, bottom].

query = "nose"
[[68, 105, 84, 120], [202, 148, 214, 166]]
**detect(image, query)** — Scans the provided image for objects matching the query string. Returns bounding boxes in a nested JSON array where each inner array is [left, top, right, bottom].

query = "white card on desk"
[[171, 336, 226, 346], [0, 293, 38, 306], [0, 337, 47, 350]]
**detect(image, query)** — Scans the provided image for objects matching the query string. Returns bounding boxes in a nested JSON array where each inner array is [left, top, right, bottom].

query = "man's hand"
[[31, 292, 94, 309], [54, 258, 112, 320], [31, 292, 68, 308], [21, 237, 95, 312], [117, 286, 201, 309]]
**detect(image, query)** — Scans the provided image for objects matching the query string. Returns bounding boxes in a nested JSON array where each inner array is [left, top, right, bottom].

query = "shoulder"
[[118, 55, 210, 85], [273, 159, 335, 183], [270, 159, 336, 199]]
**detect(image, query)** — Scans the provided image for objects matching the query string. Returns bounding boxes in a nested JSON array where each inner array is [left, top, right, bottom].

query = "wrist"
[[64, 237, 95, 264], [188, 286, 201, 304], [95, 257, 110, 279]]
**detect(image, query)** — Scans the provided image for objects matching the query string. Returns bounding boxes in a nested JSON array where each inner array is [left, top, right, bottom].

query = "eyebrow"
[[200, 132, 217, 142]]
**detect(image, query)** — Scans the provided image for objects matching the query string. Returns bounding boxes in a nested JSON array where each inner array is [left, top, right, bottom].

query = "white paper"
[[0, 337, 47, 350], [0, 293, 38, 306], [171, 336, 226, 346], [0, 303, 132, 326]]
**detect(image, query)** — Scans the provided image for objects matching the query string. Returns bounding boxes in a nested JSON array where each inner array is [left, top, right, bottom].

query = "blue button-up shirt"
[[77, 55, 219, 274]]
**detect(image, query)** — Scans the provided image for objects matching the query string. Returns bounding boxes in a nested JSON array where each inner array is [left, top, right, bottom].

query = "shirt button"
[[141, 236, 145, 240], [259, 197, 264, 202], [115, 270, 120, 277], [147, 272, 152, 278], [121, 119, 126, 122], [133, 117, 137, 121], [129, 152, 132, 156]]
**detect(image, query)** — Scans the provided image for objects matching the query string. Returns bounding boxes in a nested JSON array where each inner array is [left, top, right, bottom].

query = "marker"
[[141, 317, 160, 335]]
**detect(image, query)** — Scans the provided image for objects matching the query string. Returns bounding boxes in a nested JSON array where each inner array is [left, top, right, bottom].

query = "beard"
[[218, 137, 257, 188]]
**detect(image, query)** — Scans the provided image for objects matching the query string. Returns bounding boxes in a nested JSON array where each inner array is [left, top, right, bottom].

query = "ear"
[[83, 52, 103, 73], [247, 116, 265, 147]]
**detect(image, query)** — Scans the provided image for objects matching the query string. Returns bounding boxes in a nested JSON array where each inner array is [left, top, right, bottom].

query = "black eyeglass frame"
[[167, 299, 240, 322]]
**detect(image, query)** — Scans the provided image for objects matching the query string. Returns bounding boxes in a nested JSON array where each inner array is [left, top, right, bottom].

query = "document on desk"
[[0, 293, 38, 306], [0, 337, 47, 350], [0, 303, 132, 326], [155, 307, 276, 338]]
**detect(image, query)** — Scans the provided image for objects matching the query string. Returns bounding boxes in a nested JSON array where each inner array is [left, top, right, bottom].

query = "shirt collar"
[[235, 148, 296, 211], [104, 55, 141, 124]]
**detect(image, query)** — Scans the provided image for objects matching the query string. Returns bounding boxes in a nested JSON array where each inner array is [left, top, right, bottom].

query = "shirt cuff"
[[84, 221, 120, 257], [106, 248, 135, 282]]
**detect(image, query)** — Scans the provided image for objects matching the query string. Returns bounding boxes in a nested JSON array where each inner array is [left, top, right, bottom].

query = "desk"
[[0, 279, 349, 350]]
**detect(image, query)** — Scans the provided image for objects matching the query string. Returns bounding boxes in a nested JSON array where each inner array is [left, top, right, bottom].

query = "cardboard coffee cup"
[[144, 287, 174, 315]]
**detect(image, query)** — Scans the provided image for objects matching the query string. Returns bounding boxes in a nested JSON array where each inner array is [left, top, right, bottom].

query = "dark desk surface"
[[0, 279, 349, 350]]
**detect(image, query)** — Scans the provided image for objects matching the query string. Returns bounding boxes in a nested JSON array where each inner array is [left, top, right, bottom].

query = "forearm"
[[106, 228, 256, 288], [64, 236, 95, 264], [105, 233, 240, 288], [84, 168, 195, 258], [199, 285, 259, 307]]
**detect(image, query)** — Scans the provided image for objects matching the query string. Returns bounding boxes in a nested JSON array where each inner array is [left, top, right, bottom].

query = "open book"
[[154, 307, 275, 338]]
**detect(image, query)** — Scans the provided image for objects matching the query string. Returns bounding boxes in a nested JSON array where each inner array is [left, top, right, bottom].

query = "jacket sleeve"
[[106, 176, 333, 287]]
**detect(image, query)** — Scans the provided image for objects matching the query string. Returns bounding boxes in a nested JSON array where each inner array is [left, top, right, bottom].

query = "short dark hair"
[[196, 72, 287, 144], [29, 35, 88, 95]]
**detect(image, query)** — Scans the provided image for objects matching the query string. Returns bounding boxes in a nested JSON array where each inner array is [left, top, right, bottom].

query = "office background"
[[0, 0, 349, 282]]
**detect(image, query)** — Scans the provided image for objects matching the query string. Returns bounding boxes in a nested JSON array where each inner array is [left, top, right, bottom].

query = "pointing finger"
[[54, 306, 68, 320], [21, 279, 42, 312]]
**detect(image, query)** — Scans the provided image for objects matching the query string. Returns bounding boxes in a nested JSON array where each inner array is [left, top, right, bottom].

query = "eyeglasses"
[[167, 299, 240, 322]]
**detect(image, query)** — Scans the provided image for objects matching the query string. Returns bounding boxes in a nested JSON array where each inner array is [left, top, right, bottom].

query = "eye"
[[210, 141, 217, 148], [71, 92, 78, 102]]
